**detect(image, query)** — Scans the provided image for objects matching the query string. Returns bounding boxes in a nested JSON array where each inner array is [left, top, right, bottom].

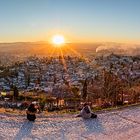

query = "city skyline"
[[0, 0, 140, 44]]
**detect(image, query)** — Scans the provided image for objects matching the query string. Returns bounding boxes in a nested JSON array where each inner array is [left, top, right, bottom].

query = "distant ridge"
[[0, 42, 139, 56]]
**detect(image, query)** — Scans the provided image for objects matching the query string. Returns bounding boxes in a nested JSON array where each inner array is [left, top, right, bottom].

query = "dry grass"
[[0, 108, 26, 115]]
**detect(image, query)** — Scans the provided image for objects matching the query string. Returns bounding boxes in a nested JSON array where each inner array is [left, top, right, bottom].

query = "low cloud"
[[96, 43, 140, 55]]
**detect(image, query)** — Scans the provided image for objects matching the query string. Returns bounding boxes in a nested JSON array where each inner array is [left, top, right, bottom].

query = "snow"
[[0, 106, 140, 140]]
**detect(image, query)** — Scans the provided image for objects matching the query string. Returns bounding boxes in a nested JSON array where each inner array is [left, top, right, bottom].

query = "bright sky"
[[0, 0, 140, 43]]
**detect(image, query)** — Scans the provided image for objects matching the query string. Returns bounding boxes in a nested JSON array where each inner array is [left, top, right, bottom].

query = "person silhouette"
[[26, 103, 37, 121], [77, 103, 97, 119]]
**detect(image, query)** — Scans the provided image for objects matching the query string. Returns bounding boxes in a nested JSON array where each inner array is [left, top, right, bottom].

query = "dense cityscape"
[[0, 52, 139, 109]]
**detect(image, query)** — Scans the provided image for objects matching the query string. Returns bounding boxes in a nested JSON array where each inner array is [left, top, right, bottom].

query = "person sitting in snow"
[[26, 103, 37, 121], [77, 103, 97, 119]]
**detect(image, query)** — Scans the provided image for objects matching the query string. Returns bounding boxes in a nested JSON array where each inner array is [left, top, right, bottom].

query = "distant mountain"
[[0, 42, 98, 56], [0, 42, 139, 56]]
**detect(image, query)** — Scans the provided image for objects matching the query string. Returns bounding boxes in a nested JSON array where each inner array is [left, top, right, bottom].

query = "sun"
[[52, 35, 65, 45]]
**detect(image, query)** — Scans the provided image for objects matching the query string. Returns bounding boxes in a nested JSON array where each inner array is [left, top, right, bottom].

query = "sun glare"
[[52, 35, 65, 45]]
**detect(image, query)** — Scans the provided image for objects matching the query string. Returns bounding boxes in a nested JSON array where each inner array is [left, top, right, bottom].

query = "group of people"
[[26, 102, 97, 121]]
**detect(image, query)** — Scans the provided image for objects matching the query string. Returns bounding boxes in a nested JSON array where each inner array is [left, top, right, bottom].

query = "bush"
[[17, 95, 25, 101], [47, 106, 61, 112], [100, 102, 112, 108]]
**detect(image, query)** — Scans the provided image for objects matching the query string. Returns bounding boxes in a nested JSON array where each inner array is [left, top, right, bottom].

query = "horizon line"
[[0, 41, 140, 46]]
